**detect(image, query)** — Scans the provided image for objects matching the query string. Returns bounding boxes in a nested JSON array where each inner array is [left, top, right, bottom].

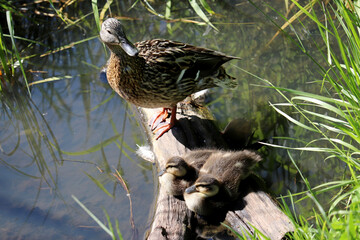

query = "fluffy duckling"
[[184, 150, 262, 217], [158, 149, 215, 197]]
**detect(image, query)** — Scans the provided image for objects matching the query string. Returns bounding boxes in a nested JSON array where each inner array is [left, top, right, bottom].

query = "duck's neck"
[[106, 46, 144, 95], [108, 44, 140, 66]]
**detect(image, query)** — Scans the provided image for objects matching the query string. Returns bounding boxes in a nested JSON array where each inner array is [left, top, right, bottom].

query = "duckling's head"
[[185, 175, 220, 198], [183, 175, 224, 216], [159, 156, 195, 196], [159, 156, 189, 178], [100, 18, 138, 56]]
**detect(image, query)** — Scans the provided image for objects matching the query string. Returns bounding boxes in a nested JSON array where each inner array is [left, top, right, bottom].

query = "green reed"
[[251, 0, 360, 238], [72, 195, 124, 240]]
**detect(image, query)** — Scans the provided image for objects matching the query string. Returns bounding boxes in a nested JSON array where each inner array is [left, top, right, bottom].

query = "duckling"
[[158, 149, 215, 197], [184, 174, 230, 217], [184, 150, 262, 217], [100, 18, 240, 139]]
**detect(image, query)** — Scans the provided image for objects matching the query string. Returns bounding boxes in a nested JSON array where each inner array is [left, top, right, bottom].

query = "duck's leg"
[[153, 106, 177, 140], [149, 108, 170, 130]]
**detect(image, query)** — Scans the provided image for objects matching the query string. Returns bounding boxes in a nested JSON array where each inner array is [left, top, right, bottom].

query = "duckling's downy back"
[[200, 150, 262, 199]]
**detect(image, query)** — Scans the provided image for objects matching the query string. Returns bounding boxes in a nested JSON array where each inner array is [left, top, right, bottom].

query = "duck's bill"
[[120, 38, 139, 56]]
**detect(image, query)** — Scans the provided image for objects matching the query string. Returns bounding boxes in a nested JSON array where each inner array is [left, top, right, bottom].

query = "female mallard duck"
[[100, 18, 240, 139], [184, 150, 262, 217], [159, 149, 215, 197]]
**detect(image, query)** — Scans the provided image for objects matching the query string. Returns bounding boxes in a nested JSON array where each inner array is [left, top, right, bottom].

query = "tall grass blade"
[[103, 208, 115, 240], [115, 219, 124, 240], [220, 222, 247, 239], [188, 0, 218, 31], [39, 36, 98, 58], [92, 0, 101, 33], [48, 0, 67, 23], [28, 75, 73, 86], [6, 11, 30, 96], [99, 0, 113, 22], [141, 0, 164, 18], [265, 0, 318, 46], [199, 0, 215, 15], [0, 25, 11, 82], [269, 103, 317, 132], [72, 195, 114, 238], [129, 0, 140, 10], [165, 0, 172, 33], [83, 171, 114, 198], [58, 134, 122, 156]]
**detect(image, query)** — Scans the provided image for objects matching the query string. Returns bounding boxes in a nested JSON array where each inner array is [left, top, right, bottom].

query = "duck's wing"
[[135, 39, 239, 82]]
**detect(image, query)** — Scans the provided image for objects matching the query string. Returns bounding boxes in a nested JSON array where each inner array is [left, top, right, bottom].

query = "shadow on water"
[[0, 0, 340, 239]]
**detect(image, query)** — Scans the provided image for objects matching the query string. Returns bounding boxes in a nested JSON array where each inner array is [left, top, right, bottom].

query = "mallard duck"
[[184, 150, 262, 217], [100, 18, 240, 139], [159, 149, 215, 197]]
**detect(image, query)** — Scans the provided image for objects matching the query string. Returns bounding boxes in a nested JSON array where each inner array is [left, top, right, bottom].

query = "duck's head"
[[159, 156, 189, 178], [100, 18, 138, 56]]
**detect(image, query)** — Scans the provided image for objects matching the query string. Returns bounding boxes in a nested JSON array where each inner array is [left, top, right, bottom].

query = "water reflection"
[[0, 0, 335, 239]]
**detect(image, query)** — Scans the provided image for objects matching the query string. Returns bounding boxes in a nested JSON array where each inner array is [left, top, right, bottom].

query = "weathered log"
[[137, 103, 294, 239]]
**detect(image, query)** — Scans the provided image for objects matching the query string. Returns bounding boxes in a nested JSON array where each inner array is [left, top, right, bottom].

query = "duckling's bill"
[[185, 185, 197, 194], [158, 169, 166, 176]]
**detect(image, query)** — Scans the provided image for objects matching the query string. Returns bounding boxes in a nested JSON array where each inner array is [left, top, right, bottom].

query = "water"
[[0, 1, 334, 239]]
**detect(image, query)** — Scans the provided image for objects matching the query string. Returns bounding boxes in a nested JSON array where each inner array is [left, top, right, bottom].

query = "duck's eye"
[[107, 30, 112, 34]]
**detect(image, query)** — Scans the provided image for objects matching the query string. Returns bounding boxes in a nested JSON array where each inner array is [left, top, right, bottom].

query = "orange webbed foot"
[[153, 121, 174, 140], [149, 106, 177, 140], [148, 108, 170, 130]]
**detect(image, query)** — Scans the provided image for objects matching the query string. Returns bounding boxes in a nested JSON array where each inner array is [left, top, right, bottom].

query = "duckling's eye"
[[197, 185, 218, 195], [197, 185, 211, 192], [107, 30, 112, 34], [166, 164, 177, 169]]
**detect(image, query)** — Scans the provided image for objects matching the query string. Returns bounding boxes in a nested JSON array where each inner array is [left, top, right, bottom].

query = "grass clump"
[[259, 0, 360, 238]]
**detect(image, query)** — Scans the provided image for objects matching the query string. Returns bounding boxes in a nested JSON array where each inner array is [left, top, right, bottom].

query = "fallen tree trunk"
[[137, 103, 294, 239]]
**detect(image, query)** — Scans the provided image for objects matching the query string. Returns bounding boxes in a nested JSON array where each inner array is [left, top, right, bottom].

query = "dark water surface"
[[0, 1, 336, 239]]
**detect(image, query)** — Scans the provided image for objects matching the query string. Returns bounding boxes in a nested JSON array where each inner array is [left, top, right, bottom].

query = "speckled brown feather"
[[104, 34, 239, 108]]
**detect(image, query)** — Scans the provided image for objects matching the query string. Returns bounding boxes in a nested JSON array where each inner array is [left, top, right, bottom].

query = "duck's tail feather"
[[213, 67, 237, 88]]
